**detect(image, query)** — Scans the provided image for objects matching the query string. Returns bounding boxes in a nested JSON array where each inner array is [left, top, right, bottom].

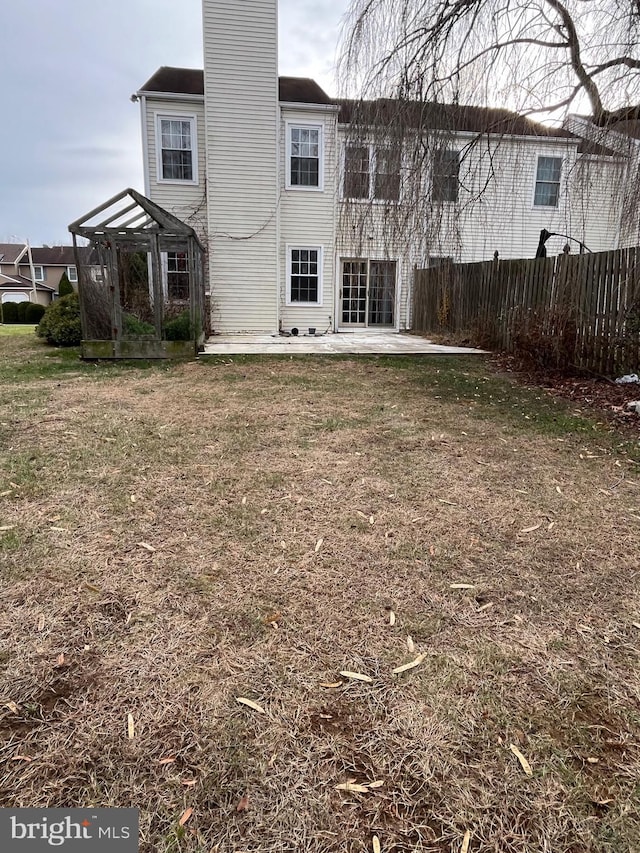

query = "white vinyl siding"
[[203, 0, 279, 332], [279, 106, 338, 332], [143, 98, 206, 241]]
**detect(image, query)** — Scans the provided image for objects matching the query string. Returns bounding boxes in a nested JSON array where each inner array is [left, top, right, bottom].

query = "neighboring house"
[[133, 0, 626, 335], [0, 244, 56, 306]]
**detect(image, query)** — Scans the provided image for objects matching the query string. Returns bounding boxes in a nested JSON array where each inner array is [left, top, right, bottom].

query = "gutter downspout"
[[26, 241, 37, 302]]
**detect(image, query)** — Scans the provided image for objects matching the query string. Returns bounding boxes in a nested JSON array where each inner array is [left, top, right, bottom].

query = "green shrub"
[[58, 273, 74, 297], [164, 310, 192, 341], [16, 301, 31, 323], [25, 303, 46, 324], [37, 293, 82, 346], [2, 302, 18, 323], [124, 313, 156, 337]]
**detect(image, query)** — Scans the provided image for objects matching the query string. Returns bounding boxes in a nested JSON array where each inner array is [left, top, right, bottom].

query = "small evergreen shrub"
[[58, 273, 75, 297], [37, 293, 82, 346], [2, 302, 18, 323], [164, 310, 192, 341], [16, 301, 31, 323], [124, 314, 156, 336], [25, 303, 46, 324]]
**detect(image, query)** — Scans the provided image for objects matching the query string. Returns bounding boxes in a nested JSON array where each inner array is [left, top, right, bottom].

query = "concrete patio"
[[201, 331, 485, 356]]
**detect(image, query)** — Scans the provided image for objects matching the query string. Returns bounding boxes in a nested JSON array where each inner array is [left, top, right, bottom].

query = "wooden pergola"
[[69, 188, 206, 359]]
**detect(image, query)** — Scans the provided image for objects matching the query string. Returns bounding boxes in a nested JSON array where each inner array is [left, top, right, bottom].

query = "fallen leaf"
[[339, 671, 373, 683], [477, 602, 494, 612], [315, 537, 323, 552], [130, 494, 136, 503], [389, 611, 396, 626], [178, 807, 193, 826], [520, 523, 541, 533], [236, 794, 250, 812], [406, 635, 415, 652], [372, 835, 381, 853], [5, 701, 19, 714], [241, 496, 247, 505], [393, 653, 427, 674], [236, 697, 266, 714], [450, 583, 475, 590], [335, 782, 369, 793], [369, 515, 375, 525], [127, 713, 135, 739], [368, 780, 385, 789], [586, 757, 599, 764], [36, 614, 45, 632], [56, 653, 65, 666], [556, 486, 562, 494], [158, 756, 175, 765], [11, 755, 32, 762], [632, 622, 640, 630], [262, 611, 282, 625], [461, 829, 471, 853], [137, 542, 156, 552], [319, 681, 343, 688], [547, 521, 556, 531], [509, 744, 533, 776]]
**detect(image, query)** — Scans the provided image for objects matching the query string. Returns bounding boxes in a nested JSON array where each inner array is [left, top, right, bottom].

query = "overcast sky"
[[1, 0, 348, 246]]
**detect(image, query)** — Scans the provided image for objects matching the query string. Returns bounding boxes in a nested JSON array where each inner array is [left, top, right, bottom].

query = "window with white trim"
[[288, 125, 322, 188], [157, 115, 197, 182], [67, 265, 77, 283], [166, 252, 189, 300], [432, 150, 460, 202], [288, 247, 322, 304], [33, 265, 44, 282], [343, 144, 400, 201], [534, 156, 562, 207]]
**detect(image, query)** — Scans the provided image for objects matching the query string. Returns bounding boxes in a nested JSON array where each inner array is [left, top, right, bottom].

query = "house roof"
[[28, 246, 77, 266], [0, 243, 27, 264], [0, 272, 55, 291], [138, 66, 333, 105]]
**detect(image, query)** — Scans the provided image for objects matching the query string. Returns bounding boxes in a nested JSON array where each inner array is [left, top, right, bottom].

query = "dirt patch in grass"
[[0, 350, 639, 852]]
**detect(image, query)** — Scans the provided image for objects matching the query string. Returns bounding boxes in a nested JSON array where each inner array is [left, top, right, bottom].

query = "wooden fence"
[[412, 247, 640, 374]]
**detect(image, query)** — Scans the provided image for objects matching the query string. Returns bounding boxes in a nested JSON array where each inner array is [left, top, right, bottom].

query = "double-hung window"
[[288, 247, 322, 305], [432, 150, 460, 202], [534, 156, 562, 207], [343, 144, 400, 201], [67, 265, 77, 283], [157, 115, 197, 183], [33, 265, 44, 282], [288, 125, 322, 189], [166, 252, 190, 300]]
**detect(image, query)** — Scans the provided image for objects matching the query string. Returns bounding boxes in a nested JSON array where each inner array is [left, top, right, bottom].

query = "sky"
[[0, 0, 348, 246]]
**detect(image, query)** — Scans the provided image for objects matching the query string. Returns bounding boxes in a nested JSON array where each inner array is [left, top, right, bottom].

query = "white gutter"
[[26, 241, 37, 301]]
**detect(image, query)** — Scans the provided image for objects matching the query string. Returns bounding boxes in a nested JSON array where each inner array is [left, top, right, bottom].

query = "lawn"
[[0, 331, 639, 852]]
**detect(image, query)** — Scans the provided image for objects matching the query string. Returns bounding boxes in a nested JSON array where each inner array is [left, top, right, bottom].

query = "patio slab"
[[201, 331, 486, 356]]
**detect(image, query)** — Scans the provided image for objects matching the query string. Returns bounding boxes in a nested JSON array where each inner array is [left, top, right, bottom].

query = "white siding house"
[[135, 0, 626, 336]]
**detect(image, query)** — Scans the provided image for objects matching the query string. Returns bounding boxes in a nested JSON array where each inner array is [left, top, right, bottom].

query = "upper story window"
[[67, 265, 77, 283], [534, 156, 562, 207], [33, 265, 44, 282], [432, 150, 460, 203], [156, 115, 198, 183], [343, 144, 400, 201], [288, 125, 323, 189]]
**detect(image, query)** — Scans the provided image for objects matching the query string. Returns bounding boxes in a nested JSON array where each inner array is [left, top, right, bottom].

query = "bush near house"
[[25, 303, 46, 324], [58, 273, 75, 297], [16, 301, 31, 323], [2, 302, 19, 323], [164, 310, 192, 341], [37, 293, 82, 346]]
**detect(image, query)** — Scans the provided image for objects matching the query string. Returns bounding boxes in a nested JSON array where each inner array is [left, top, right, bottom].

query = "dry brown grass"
[[0, 338, 639, 852]]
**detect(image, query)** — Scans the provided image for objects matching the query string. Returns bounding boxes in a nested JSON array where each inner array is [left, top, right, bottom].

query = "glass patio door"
[[340, 259, 396, 327]]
